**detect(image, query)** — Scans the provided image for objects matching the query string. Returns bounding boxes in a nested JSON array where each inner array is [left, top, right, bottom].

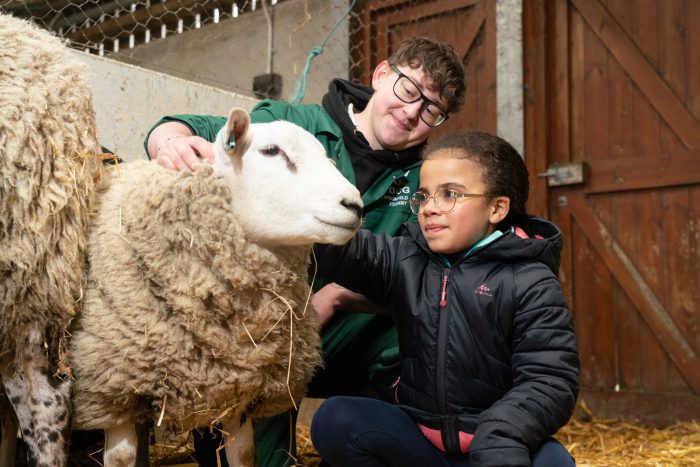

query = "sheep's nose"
[[341, 199, 363, 218]]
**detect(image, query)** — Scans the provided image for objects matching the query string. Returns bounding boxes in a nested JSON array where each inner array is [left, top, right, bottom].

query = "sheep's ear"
[[224, 108, 251, 154]]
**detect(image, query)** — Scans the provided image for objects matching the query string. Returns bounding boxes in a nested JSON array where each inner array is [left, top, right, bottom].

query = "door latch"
[[537, 161, 586, 187]]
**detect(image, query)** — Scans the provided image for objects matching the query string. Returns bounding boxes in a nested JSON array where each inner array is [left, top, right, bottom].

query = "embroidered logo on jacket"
[[474, 284, 492, 297]]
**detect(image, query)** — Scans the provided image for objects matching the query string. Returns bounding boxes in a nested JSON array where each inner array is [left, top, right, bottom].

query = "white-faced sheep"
[[68, 108, 362, 466], [0, 13, 102, 467], [0, 13, 363, 467]]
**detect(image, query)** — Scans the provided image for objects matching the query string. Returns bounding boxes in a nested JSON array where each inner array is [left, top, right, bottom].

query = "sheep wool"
[[69, 161, 321, 431], [0, 13, 101, 375]]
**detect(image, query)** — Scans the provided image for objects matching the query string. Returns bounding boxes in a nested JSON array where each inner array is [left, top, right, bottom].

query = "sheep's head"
[[212, 108, 363, 247]]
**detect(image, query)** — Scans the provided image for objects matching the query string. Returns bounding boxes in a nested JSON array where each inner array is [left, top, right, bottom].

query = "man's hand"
[[312, 283, 385, 327], [148, 121, 215, 171]]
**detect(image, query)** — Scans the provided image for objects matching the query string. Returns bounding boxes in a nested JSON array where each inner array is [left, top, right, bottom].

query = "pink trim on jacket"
[[418, 423, 474, 454]]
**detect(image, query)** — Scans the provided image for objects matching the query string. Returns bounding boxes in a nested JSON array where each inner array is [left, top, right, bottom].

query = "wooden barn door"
[[526, 0, 700, 424], [351, 0, 498, 138]]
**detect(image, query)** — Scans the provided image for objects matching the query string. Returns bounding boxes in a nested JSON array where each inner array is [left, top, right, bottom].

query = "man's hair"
[[423, 131, 529, 230], [389, 37, 466, 113]]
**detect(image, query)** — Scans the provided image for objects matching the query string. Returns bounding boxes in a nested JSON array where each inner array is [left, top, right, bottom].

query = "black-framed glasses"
[[390, 64, 449, 127], [409, 188, 492, 215]]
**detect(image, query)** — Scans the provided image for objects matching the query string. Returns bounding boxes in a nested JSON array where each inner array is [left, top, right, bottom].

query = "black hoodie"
[[322, 79, 423, 194]]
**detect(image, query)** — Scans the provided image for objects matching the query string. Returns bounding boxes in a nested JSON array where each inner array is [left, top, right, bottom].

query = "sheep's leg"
[[103, 421, 138, 467], [0, 395, 18, 466], [223, 416, 256, 467], [2, 337, 71, 467]]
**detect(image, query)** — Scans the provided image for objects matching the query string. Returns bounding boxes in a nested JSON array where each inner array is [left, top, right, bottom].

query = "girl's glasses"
[[409, 188, 492, 215]]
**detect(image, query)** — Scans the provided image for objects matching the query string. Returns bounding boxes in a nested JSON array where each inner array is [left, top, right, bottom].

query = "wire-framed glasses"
[[409, 188, 492, 215], [390, 64, 449, 127]]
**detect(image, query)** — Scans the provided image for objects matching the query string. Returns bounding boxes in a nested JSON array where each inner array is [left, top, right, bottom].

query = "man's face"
[[368, 61, 448, 152]]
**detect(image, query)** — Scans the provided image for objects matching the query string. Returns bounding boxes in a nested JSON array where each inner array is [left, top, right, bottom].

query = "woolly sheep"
[[0, 13, 363, 467], [67, 108, 363, 466], [0, 13, 102, 467]]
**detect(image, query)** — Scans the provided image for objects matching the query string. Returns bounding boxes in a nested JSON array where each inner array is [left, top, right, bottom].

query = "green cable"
[[288, 0, 357, 105]]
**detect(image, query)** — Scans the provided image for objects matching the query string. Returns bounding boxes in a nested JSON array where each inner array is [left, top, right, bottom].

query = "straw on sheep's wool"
[[0, 13, 101, 373], [69, 162, 321, 431]]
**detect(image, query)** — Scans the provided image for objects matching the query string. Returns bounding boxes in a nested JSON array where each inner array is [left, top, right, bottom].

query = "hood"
[[401, 217, 564, 275], [322, 79, 423, 168]]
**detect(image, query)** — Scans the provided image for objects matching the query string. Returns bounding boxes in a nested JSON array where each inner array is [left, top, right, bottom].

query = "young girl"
[[310, 131, 579, 467]]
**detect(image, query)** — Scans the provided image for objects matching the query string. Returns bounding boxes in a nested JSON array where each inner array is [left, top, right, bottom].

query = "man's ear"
[[489, 196, 510, 225], [371, 60, 392, 91]]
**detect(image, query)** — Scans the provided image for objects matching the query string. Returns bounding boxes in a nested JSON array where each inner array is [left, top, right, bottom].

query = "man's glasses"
[[409, 188, 492, 215], [390, 64, 449, 127]]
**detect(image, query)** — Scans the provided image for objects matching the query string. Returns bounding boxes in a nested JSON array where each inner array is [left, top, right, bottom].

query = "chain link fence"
[[0, 0, 437, 105]]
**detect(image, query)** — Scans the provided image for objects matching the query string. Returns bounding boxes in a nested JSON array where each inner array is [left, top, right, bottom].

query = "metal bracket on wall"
[[537, 161, 587, 187]]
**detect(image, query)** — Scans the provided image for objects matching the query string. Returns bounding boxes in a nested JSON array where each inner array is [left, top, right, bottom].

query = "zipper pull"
[[440, 273, 449, 308]]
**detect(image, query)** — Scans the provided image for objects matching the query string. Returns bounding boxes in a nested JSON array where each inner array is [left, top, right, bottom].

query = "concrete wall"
[[496, 0, 524, 156], [111, 0, 349, 106], [72, 50, 257, 161]]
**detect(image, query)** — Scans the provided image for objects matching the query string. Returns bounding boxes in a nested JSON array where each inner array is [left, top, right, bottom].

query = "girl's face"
[[416, 151, 508, 255]]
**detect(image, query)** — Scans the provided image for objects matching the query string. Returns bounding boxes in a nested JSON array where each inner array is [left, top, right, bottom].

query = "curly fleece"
[[69, 161, 321, 431], [0, 13, 101, 373]]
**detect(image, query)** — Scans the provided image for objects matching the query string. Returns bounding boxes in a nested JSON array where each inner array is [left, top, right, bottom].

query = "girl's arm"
[[469, 263, 580, 466], [313, 229, 400, 309]]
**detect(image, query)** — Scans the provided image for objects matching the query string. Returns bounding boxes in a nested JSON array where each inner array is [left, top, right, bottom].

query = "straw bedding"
[[145, 400, 700, 466]]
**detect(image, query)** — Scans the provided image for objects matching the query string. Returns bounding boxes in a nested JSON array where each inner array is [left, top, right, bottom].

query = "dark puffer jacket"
[[315, 218, 579, 467]]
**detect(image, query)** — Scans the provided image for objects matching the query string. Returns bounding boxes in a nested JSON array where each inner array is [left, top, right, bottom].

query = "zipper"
[[436, 268, 450, 413], [439, 272, 449, 307]]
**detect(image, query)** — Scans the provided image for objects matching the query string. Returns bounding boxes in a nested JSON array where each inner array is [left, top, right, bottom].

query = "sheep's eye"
[[260, 145, 280, 156]]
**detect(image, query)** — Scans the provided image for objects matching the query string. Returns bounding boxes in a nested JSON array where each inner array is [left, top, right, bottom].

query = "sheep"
[[1, 13, 363, 466], [0, 13, 102, 467], [67, 108, 362, 466]]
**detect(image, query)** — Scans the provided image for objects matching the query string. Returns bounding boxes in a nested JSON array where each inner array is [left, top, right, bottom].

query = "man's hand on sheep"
[[312, 283, 386, 327], [149, 121, 215, 171]]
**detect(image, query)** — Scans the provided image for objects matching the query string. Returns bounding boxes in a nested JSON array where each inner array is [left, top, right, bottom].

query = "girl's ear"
[[371, 60, 392, 91], [489, 196, 510, 225]]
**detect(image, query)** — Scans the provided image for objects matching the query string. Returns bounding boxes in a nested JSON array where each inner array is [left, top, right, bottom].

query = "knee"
[[310, 397, 357, 454], [532, 438, 575, 467]]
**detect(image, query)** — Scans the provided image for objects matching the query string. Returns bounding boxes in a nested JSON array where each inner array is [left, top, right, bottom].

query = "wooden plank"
[[568, 2, 585, 162], [658, 0, 686, 154], [548, 0, 570, 162], [589, 194, 616, 390], [664, 188, 698, 392], [350, 2, 374, 84], [689, 0, 700, 120], [635, 190, 672, 393], [583, 7, 610, 161], [571, 0, 700, 149], [611, 191, 642, 392], [630, 0, 661, 156], [479, 0, 497, 132], [693, 186, 700, 355], [604, 0, 635, 159], [565, 194, 700, 393], [522, 0, 548, 218], [583, 151, 700, 194], [580, 389, 700, 426]]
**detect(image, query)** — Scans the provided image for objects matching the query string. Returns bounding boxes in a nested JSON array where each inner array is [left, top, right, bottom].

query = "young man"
[[145, 36, 466, 467]]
